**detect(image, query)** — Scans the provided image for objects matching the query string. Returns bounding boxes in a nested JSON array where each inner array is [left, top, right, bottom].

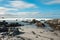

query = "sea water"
[[0, 19, 53, 30]]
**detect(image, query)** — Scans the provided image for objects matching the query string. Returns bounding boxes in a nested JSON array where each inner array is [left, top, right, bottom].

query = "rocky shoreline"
[[0, 27, 60, 40], [45, 19, 60, 30], [0, 19, 60, 40]]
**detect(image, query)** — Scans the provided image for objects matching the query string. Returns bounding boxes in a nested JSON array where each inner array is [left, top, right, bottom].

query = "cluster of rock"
[[0, 20, 24, 27], [0, 20, 24, 32], [46, 19, 60, 30], [30, 19, 45, 27]]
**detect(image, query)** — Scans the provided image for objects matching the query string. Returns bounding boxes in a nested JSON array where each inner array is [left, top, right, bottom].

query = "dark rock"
[[46, 19, 60, 30], [49, 30, 54, 32], [9, 28, 25, 36], [16, 36, 32, 40], [32, 31, 36, 35], [53, 33, 58, 36], [1, 32, 9, 35], [40, 32, 43, 33], [50, 38, 54, 40], [0, 27, 8, 32], [35, 22, 43, 27], [36, 36, 38, 38]]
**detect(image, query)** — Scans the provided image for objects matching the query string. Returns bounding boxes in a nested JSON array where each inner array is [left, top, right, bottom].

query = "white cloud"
[[1, 12, 40, 18], [0, 0, 39, 18], [9, 1, 37, 9], [0, 7, 18, 14], [44, 0, 60, 4], [0, 7, 7, 14], [17, 12, 40, 18], [14, 12, 39, 15], [0, 7, 40, 18]]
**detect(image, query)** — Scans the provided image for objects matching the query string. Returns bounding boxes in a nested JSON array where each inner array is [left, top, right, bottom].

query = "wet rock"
[[46, 19, 60, 30], [40, 32, 43, 33], [20, 28, 24, 31], [38, 35, 41, 37], [0, 27, 8, 32], [35, 22, 43, 27], [30, 19, 37, 24], [16, 36, 32, 40], [1, 32, 9, 35], [49, 30, 54, 32], [32, 31, 36, 35], [8, 22, 24, 27], [9, 28, 25, 36], [53, 33, 58, 36], [55, 25, 60, 30], [36, 36, 38, 38], [42, 23, 45, 27], [50, 38, 54, 40], [0, 20, 8, 27]]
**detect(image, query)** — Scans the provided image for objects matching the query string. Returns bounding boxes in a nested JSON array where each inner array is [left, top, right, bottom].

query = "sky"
[[0, 0, 60, 18]]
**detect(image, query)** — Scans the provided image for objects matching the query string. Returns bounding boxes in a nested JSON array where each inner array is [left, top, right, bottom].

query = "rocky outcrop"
[[35, 22, 43, 27], [7, 22, 24, 27], [29, 19, 45, 27], [35, 21, 45, 27], [30, 19, 38, 24], [46, 19, 60, 30], [0, 20, 24, 27]]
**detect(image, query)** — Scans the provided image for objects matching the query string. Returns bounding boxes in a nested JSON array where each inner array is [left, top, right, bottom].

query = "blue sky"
[[0, 0, 60, 18]]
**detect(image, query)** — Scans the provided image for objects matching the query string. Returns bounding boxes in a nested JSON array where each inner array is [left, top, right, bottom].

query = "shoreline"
[[0, 27, 60, 40]]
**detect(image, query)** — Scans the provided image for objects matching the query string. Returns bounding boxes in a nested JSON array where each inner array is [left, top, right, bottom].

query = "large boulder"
[[35, 22, 44, 27], [46, 19, 60, 30], [0, 27, 8, 32]]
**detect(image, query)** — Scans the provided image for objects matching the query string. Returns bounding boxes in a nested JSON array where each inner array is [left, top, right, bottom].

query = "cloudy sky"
[[0, 0, 60, 18]]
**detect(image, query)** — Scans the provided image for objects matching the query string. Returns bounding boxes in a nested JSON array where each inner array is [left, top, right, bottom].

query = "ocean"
[[0, 18, 53, 30]]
